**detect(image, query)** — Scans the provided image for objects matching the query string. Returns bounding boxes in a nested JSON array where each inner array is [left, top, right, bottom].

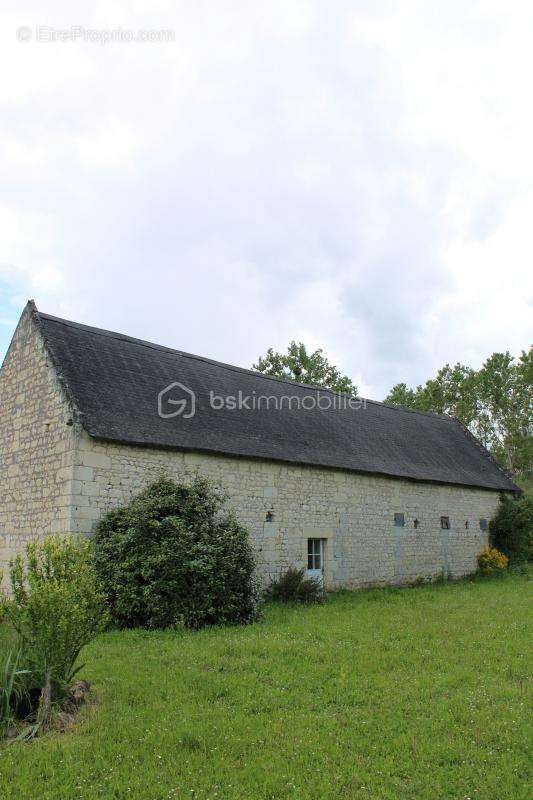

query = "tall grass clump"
[[0, 650, 30, 737]]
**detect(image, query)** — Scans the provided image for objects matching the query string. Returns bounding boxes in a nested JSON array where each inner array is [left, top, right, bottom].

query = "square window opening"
[[440, 516, 450, 530], [479, 518, 488, 531], [394, 513, 405, 527]]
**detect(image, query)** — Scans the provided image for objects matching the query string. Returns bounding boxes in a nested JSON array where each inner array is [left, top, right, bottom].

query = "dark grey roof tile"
[[35, 309, 519, 492]]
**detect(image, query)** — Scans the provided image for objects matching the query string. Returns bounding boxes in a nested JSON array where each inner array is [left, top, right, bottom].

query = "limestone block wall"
[[0, 306, 76, 587], [72, 428, 502, 588]]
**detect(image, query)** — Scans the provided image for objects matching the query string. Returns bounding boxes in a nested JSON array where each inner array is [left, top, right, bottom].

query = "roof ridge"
[[36, 310, 451, 422]]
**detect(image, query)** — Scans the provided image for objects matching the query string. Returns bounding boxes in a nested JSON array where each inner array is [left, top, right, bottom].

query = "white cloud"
[[0, 0, 531, 398]]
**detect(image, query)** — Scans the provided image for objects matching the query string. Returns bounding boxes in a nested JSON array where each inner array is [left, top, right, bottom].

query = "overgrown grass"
[[0, 574, 531, 799]]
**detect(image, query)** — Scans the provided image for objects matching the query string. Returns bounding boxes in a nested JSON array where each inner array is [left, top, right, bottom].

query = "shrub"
[[7, 535, 108, 700], [477, 547, 509, 576], [489, 493, 533, 564], [266, 567, 325, 603], [92, 476, 260, 629]]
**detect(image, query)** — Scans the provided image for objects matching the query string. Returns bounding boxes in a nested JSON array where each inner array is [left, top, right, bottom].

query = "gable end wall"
[[0, 306, 77, 587]]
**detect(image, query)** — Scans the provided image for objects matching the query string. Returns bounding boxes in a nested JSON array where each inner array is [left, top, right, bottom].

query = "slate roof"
[[32, 304, 519, 492]]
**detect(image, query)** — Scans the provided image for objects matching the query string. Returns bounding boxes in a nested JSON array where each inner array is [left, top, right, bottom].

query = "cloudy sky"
[[1, 1, 532, 399]]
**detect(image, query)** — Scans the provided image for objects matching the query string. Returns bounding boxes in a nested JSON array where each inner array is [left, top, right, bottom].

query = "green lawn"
[[0, 575, 531, 800]]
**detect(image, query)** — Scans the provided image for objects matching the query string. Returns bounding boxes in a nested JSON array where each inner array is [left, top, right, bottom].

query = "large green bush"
[[92, 476, 260, 629], [489, 493, 533, 564], [7, 535, 108, 701]]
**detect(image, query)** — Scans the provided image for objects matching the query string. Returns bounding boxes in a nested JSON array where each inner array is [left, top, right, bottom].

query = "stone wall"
[[71, 428, 501, 588], [0, 305, 77, 587]]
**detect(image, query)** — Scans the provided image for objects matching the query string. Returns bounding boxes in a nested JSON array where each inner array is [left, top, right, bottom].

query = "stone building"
[[0, 301, 518, 589]]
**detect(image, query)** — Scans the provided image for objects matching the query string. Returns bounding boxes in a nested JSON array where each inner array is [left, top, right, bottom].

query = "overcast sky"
[[1, 1, 532, 399]]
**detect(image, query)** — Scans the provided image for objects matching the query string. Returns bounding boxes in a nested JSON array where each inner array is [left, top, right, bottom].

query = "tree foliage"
[[253, 341, 357, 395], [384, 348, 532, 481], [489, 493, 533, 564], [92, 476, 260, 630]]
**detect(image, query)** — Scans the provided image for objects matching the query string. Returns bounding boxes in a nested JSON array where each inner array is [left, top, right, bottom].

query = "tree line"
[[253, 342, 532, 482], [384, 350, 532, 481]]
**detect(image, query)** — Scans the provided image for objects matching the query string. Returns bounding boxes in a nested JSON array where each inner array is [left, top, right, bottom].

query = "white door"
[[307, 538, 325, 584]]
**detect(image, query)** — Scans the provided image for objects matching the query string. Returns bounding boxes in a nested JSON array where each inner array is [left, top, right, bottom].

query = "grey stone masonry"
[[71, 429, 501, 589]]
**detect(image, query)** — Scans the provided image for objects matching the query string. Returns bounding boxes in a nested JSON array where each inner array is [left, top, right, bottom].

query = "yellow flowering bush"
[[477, 547, 509, 576]]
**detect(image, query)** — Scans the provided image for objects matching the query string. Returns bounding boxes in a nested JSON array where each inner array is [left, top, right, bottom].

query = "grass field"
[[0, 574, 531, 800]]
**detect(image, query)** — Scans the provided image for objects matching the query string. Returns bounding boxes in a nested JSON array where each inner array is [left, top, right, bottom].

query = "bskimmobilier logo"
[[158, 382, 196, 419], [157, 382, 366, 420]]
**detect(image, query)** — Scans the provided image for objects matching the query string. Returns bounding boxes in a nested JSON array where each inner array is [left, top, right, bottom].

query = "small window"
[[440, 516, 450, 530], [479, 518, 488, 531], [307, 538, 323, 571], [413, 518, 420, 529], [394, 513, 405, 527], [465, 520, 469, 529]]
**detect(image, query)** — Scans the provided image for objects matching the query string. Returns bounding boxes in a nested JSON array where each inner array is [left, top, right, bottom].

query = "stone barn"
[[0, 301, 518, 589]]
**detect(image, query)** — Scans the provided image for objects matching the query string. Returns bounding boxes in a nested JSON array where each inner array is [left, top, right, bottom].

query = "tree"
[[384, 348, 532, 481], [253, 341, 357, 395], [475, 350, 533, 476], [383, 382, 424, 411]]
